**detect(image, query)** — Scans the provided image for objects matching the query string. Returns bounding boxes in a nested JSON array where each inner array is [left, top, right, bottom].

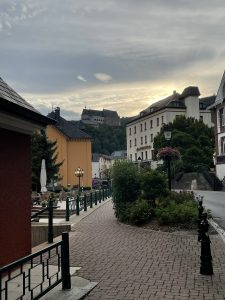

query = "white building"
[[209, 72, 225, 180], [126, 86, 214, 167], [92, 153, 112, 179]]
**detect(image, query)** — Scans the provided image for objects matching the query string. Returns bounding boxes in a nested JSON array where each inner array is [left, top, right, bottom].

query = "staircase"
[[32, 206, 66, 219]]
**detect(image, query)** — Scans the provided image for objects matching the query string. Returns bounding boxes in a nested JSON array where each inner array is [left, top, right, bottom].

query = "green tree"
[[31, 130, 63, 191], [154, 116, 214, 173], [83, 124, 126, 155]]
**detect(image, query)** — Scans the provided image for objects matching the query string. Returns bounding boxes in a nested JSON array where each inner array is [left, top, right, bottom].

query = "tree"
[[31, 130, 63, 191], [154, 116, 214, 173]]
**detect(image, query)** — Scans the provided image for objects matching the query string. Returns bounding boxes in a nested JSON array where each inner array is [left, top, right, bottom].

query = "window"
[[150, 120, 153, 128], [144, 122, 146, 130], [157, 118, 159, 126], [219, 108, 225, 127], [161, 116, 164, 124], [151, 150, 154, 159], [141, 152, 143, 160], [151, 134, 153, 142], [221, 137, 225, 154], [200, 116, 203, 122], [140, 124, 143, 132], [134, 126, 136, 134], [145, 151, 148, 160], [134, 138, 137, 146], [129, 128, 131, 135], [130, 140, 132, 148], [130, 154, 132, 161], [135, 153, 137, 161], [141, 137, 143, 145], [145, 136, 147, 144]]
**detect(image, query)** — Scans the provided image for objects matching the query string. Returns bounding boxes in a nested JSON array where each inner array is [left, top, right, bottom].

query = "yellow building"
[[46, 107, 92, 188]]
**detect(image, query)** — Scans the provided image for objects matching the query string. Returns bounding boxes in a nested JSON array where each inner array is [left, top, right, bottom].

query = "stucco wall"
[[47, 126, 92, 188], [0, 128, 31, 267]]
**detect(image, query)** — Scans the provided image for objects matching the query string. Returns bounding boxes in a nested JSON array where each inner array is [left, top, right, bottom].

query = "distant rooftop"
[[48, 107, 91, 139]]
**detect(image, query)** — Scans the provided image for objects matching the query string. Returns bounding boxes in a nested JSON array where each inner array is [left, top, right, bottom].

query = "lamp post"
[[164, 130, 172, 191], [74, 167, 84, 195]]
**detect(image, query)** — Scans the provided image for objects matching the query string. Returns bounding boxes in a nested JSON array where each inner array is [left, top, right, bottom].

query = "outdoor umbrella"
[[40, 159, 47, 193]]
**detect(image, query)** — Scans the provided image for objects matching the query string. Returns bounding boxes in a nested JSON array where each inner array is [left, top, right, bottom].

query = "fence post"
[[84, 193, 87, 211], [90, 192, 93, 208], [66, 197, 70, 221], [103, 189, 105, 201], [61, 232, 71, 290], [99, 190, 102, 203], [76, 195, 80, 215], [95, 191, 97, 205], [198, 199, 204, 241], [48, 199, 54, 243]]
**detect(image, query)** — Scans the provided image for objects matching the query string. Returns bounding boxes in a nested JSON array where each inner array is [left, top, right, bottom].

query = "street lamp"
[[164, 130, 172, 191], [74, 167, 84, 195]]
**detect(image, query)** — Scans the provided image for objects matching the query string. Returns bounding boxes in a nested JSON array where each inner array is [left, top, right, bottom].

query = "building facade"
[[0, 77, 51, 267], [209, 72, 225, 180], [47, 107, 92, 188], [126, 86, 214, 167]]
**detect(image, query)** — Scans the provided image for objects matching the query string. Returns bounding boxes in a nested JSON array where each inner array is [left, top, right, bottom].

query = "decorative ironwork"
[[0, 232, 71, 300]]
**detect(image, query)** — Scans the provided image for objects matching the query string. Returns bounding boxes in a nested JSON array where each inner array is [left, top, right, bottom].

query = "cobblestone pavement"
[[69, 201, 225, 300]]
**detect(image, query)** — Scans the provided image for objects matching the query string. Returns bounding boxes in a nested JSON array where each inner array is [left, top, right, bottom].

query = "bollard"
[[99, 190, 102, 203], [198, 199, 204, 241], [76, 195, 80, 215], [200, 213, 213, 275]]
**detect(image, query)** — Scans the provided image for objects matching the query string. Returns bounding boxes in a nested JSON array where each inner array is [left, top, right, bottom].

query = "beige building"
[[126, 86, 214, 167]]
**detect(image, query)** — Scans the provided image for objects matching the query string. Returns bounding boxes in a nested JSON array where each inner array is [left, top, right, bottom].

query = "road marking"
[[209, 219, 225, 244]]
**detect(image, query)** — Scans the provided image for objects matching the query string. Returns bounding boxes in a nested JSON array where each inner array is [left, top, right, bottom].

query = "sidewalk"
[[68, 200, 225, 300]]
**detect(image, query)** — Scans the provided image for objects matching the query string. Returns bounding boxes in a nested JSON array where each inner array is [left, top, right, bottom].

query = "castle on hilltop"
[[81, 108, 120, 127]]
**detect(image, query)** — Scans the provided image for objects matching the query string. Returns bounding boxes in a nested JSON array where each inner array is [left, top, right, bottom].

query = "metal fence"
[[65, 187, 112, 221], [0, 232, 71, 300]]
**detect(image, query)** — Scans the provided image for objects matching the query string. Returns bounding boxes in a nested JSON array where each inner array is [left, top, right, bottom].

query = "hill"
[[82, 124, 126, 155]]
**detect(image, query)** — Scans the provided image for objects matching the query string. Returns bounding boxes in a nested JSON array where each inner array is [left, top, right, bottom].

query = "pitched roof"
[[48, 109, 91, 139], [180, 86, 200, 99], [103, 109, 119, 118], [0, 77, 53, 125], [82, 109, 103, 117], [199, 95, 216, 109]]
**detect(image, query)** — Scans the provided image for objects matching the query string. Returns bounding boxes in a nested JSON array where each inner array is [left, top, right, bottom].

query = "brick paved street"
[[69, 200, 225, 299]]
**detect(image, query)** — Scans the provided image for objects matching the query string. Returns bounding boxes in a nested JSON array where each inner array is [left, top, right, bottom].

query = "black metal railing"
[[31, 200, 59, 243], [0, 232, 71, 300], [65, 187, 112, 221]]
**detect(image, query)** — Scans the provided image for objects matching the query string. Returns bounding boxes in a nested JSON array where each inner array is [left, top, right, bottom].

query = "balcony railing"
[[0, 232, 71, 300]]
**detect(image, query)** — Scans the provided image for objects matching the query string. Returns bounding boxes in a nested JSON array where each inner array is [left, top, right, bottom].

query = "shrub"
[[128, 199, 152, 225], [141, 169, 168, 203], [155, 191, 198, 225], [111, 160, 141, 218]]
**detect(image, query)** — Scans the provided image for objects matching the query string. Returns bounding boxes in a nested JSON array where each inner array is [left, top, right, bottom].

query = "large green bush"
[[141, 169, 168, 203], [112, 160, 141, 218]]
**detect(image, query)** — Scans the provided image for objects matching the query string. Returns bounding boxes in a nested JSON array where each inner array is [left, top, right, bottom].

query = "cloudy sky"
[[1, 0, 225, 120]]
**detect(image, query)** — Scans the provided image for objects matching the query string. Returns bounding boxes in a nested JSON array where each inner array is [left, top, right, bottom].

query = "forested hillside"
[[83, 124, 126, 155]]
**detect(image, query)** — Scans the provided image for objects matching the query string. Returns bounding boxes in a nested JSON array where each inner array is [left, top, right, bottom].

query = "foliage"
[[154, 116, 214, 173], [111, 160, 141, 218], [128, 199, 152, 225], [31, 130, 63, 192], [140, 169, 168, 202], [155, 191, 198, 225], [82, 124, 126, 155]]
